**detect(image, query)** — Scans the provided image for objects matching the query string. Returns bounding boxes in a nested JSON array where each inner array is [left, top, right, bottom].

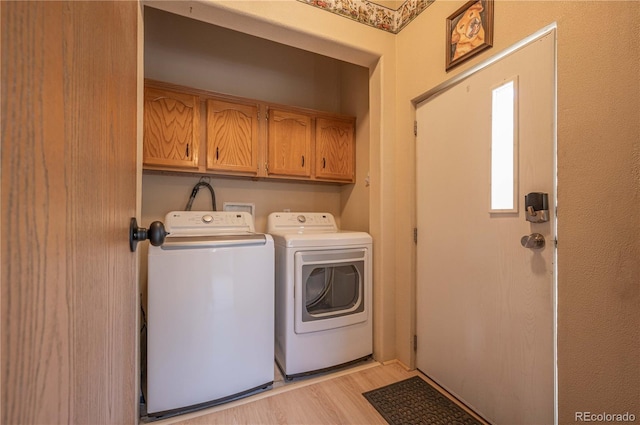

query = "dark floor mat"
[[362, 376, 482, 425]]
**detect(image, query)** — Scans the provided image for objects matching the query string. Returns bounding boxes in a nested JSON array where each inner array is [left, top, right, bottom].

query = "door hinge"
[[413, 335, 417, 351], [414, 121, 417, 136], [413, 228, 418, 244]]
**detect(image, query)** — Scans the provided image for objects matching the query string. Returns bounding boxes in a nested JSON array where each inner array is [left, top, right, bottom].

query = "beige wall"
[[145, 0, 400, 362], [139, 174, 345, 301], [397, 1, 640, 422], [340, 61, 371, 232], [145, 1, 640, 422], [141, 5, 372, 313], [143, 7, 367, 230], [145, 7, 347, 112]]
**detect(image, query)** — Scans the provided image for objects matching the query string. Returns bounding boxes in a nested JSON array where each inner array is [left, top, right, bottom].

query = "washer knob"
[[202, 214, 213, 223], [297, 215, 306, 223]]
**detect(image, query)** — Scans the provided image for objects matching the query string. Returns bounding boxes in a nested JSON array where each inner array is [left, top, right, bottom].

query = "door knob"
[[129, 217, 168, 252], [520, 233, 545, 249]]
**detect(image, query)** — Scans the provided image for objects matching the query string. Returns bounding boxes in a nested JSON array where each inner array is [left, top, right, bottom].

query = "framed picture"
[[446, 0, 494, 71]]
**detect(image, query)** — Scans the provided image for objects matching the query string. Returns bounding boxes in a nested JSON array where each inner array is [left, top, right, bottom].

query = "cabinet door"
[[144, 87, 199, 168], [315, 117, 355, 182], [267, 109, 312, 177], [206, 99, 259, 175]]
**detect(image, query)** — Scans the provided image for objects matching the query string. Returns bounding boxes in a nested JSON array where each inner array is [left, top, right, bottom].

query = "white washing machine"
[[146, 211, 274, 416], [267, 212, 373, 379]]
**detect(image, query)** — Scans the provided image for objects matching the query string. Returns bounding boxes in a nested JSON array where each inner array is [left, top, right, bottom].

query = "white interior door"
[[416, 31, 556, 424]]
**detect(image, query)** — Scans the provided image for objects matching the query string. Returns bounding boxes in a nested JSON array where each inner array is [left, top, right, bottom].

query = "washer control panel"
[[164, 211, 255, 236]]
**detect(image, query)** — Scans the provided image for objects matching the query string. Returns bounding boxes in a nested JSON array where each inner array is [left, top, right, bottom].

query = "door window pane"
[[491, 78, 518, 212]]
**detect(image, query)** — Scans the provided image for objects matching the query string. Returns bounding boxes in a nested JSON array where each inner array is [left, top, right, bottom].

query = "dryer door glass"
[[299, 254, 365, 322]]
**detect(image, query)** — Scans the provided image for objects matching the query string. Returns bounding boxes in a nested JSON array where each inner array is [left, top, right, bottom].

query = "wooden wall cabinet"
[[267, 108, 312, 178], [207, 99, 259, 175], [143, 80, 356, 184], [315, 117, 355, 182], [144, 86, 200, 169]]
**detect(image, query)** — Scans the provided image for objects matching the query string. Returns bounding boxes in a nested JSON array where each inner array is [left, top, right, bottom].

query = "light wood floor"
[[153, 361, 487, 425]]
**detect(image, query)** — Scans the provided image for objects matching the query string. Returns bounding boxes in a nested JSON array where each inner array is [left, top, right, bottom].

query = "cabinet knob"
[[302, 155, 305, 167]]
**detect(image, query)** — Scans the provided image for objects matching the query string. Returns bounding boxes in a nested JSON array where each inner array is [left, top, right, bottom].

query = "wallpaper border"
[[296, 0, 435, 33]]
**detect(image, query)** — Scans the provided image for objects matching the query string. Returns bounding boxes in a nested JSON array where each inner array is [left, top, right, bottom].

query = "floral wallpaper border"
[[297, 0, 435, 33]]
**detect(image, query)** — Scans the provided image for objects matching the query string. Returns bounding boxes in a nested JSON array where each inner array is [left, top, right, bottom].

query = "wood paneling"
[[1, 2, 138, 423]]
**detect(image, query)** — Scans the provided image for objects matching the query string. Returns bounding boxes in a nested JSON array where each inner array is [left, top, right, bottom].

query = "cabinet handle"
[[185, 144, 189, 158], [322, 158, 326, 169], [302, 155, 305, 167], [216, 147, 219, 160]]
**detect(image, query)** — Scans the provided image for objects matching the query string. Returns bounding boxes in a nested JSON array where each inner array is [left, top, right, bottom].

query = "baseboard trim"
[[381, 358, 412, 371]]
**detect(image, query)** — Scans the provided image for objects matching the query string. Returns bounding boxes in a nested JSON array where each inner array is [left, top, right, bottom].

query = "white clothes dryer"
[[267, 212, 372, 379], [146, 211, 274, 416]]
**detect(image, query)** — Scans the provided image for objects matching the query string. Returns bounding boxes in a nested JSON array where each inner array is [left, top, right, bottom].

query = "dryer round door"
[[305, 268, 332, 309], [294, 248, 369, 334]]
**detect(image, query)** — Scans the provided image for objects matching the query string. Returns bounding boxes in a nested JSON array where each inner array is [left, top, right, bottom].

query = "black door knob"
[[129, 217, 168, 252]]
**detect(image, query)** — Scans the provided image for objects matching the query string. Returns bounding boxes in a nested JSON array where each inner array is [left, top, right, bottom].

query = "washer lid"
[[164, 211, 256, 237]]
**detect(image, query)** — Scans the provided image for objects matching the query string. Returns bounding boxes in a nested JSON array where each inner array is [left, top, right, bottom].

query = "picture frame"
[[446, 0, 494, 71]]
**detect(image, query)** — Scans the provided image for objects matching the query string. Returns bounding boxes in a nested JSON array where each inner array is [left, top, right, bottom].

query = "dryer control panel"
[[165, 211, 255, 236], [267, 212, 337, 234]]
